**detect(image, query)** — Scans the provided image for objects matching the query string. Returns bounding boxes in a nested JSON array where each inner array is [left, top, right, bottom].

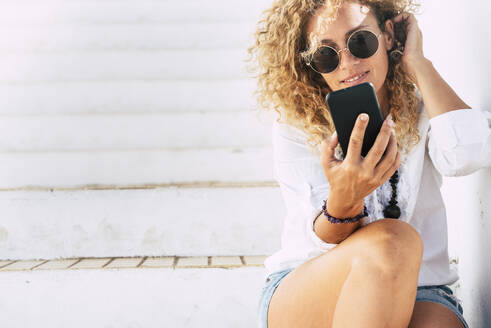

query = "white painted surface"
[[0, 187, 284, 260], [0, 148, 274, 188], [0, 267, 265, 328], [0, 80, 256, 114], [440, 170, 491, 327], [0, 1, 268, 25], [0, 50, 251, 82], [419, 1, 491, 327], [0, 23, 256, 51], [0, 111, 272, 151]]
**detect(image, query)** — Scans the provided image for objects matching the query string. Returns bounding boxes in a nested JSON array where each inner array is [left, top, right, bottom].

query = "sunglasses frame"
[[305, 29, 383, 74]]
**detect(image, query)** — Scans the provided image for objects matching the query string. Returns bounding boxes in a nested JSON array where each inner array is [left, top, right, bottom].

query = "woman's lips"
[[341, 71, 369, 86]]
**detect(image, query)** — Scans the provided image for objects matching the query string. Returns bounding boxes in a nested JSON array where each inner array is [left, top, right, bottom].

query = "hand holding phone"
[[320, 83, 401, 207], [326, 82, 384, 157], [321, 113, 401, 207]]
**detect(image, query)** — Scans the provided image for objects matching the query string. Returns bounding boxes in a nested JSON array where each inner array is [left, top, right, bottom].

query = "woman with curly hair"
[[247, 0, 491, 327]]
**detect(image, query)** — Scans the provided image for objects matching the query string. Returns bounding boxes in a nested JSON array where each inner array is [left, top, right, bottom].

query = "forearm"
[[408, 57, 471, 119], [313, 195, 364, 244]]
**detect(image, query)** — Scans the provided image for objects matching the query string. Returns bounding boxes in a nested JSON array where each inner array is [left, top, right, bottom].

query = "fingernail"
[[360, 113, 368, 121], [331, 130, 337, 140], [387, 118, 394, 127]]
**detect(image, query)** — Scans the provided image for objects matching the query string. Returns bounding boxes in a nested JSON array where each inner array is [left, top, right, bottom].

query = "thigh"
[[266, 218, 423, 328], [409, 285, 469, 328], [409, 302, 466, 328]]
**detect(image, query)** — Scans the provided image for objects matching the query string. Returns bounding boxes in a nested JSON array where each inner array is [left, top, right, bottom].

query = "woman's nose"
[[338, 47, 361, 69]]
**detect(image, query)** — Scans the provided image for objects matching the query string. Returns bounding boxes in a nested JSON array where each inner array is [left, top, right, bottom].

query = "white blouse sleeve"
[[427, 108, 491, 177], [272, 120, 338, 251]]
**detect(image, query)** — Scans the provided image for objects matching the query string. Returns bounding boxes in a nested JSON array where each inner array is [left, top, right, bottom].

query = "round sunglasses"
[[305, 29, 383, 74]]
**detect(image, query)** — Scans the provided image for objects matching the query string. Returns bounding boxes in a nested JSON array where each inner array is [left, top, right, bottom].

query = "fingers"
[[392, 12, 412, 23], [320, 130, 340, 169], [364, 116, 394, 167], [379, 148, 401, 183], [345, 113, 369, 162], [374, 132, 400, 180], [392, 12, 418, 31]]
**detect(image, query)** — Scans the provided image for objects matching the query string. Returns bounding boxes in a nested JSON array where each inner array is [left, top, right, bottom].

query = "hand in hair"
[[391, 12, 425, 81]]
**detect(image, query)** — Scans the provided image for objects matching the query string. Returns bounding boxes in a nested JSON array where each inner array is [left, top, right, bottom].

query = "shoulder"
[[272, 119, 309, 143], [272, 119, 318, 162]]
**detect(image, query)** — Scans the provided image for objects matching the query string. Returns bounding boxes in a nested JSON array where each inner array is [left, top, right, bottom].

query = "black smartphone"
[[325, 82, 384, 158]]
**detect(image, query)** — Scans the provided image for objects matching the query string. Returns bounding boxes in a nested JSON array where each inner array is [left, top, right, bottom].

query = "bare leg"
[[332, 247, 421, 328], [267, 219, 423, 328]]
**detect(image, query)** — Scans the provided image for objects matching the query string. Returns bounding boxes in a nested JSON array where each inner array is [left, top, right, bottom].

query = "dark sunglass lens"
[[311, 47, 339, 73], [349, 30, 379, 58]]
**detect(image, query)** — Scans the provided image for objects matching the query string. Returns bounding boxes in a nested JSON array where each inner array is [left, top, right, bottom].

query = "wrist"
[[326, 195, 365, 218], [406, 56, 432, 85]]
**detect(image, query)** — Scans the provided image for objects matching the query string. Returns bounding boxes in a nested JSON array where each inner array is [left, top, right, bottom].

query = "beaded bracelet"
[[321, 199, 368, 224]]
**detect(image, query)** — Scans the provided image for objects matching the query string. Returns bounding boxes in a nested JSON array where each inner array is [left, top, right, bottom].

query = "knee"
[[355, 219, 424, 273]]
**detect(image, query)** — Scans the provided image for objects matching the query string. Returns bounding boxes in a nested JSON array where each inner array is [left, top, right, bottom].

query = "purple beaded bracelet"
[[321, 199, 368, 224]]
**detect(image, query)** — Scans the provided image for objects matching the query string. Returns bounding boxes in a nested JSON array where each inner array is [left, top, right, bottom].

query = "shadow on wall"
[[474, 168, 491, 324]]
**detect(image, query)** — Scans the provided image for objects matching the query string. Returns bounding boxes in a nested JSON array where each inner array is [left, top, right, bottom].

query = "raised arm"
[[392, 12, 490, 176]]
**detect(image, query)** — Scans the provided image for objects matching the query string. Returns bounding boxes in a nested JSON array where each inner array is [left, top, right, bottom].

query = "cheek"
[[371, 54, 389, 82], [372, 52, 386, 70], [370, 53, 389, 76], [320, 74, 338, 90]]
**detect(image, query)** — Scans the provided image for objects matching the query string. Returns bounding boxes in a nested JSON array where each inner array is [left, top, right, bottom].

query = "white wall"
[[419, 1, 491, 327]]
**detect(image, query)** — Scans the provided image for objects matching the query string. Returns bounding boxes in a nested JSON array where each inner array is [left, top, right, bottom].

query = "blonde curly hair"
[[246, 0, 423, 158]]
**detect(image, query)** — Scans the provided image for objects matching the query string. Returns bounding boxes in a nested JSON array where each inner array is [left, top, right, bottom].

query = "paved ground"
[[0, 255, 267, 271]]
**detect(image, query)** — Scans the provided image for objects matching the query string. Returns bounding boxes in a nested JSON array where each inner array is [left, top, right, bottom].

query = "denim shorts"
[[257, 267, 469, 328]]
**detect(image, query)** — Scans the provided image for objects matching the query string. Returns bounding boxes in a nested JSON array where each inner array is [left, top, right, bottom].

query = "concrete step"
[[0, 111, 273, 151], [0, 148, 275, 188], [0, 256, 267, 328], [0, 80, 257, 115], [0, 49, 251, 83], [0, 1, 268, 26], [0, 187, 284, 260], [0, 22, 256, 52]]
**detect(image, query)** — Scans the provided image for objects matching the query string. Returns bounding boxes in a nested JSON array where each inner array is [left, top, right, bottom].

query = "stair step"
[[0, 111, 273, 151], [0, 148, 275, 188], [0, 261, 266, 328], [0, 1, 268, 26], [0, 50, 250, 83], [0, 187, 283, 260], [0, 80, 256, 115]]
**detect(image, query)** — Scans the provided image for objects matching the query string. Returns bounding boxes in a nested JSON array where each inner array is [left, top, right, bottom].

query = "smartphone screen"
[[325, 82, 384, 158]]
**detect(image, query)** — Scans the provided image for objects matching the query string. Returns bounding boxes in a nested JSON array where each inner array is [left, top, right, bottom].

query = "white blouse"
[[264, 93, 491, 287]]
